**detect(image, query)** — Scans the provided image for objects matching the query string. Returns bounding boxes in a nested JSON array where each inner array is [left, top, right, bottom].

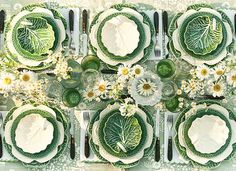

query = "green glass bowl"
[[62, 89, 81, 107], [156, 59, 176, 79], [81, 55, 101, 71]]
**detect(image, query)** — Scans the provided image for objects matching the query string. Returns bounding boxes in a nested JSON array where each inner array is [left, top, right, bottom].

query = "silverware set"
[[153, 10, 168, 59], [67, 9, 89, 56]]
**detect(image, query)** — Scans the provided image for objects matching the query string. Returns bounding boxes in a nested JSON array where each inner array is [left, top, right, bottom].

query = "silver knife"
[[162, 11, 168, 58], [155, 110, 160, 162], [80, 9, 88, 57], [69, 108, 76, 159]]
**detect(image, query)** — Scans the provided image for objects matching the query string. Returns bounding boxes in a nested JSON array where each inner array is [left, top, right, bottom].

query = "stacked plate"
[[174, 100, 236, 168], [3, 104, 69, 167], [5, 3, 67, 70], [89, 103, 155, 168], [169, 4, 234, 66], [90, 4, 154, 66]]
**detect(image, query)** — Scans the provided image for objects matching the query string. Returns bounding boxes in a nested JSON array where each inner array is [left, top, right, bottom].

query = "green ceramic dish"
[[10, 109, 60, 159], [183, 108, 232, 158], [88, 106, 155, 168], [179, 12, 227, 60], [98, 110, 147, 158]]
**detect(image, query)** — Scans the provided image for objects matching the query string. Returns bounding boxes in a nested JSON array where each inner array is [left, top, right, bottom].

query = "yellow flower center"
[[3, 77, 12, 85], [98, 85, 106, 92], [231, 75, 236, 82], [87, 91, 94, 98], [22, 74, 30, 82], [122, 68, 129, 75], [213, 84, 221, 92], [135, 68, 141, 75], [216, 70, 223, 75], [143, 84, 151, 90], [201, 69, 208, 76]]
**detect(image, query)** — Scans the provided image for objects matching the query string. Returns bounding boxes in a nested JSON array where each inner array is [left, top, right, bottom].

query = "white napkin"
[[145, 10, 168, 60], [59, 8, 81, 55], [0, 111, 16, 162], [74, 110, 101, 162], [164, 112, 188, 164]]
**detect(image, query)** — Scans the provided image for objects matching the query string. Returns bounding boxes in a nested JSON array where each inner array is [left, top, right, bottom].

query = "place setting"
[[0, 1, 236, 171]]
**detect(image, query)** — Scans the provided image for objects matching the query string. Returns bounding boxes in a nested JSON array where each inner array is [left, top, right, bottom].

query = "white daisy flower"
[[196, 65, 210, 80], [210, 82, 225, 97], [119, 98, 137, 117], [0, 72, 15, 90], [226, 71, 236, 87], [95, 80, 110, 95], [132, 65, 144, 77], [20, 70, 38, 84], [211, 65, 225, 80], [118, 65, 131, 79], [83, 88, 97, 102], [137, 78, 157, 96]]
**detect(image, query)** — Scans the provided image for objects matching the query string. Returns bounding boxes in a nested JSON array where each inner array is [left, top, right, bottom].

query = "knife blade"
[[81, 9, 88, 57], [162, 11, 168, 58], [155, 110, 160, 162], [0, 10, 6, 50], [69, 109, 76, 159]]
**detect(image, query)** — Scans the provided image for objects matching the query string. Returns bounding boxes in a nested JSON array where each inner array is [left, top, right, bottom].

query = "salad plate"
[[169, 4, 234, 66], [5, 3, 67, 70], [3, 104, 69, 167], [90, 4, 154, 66], [89, 103, 155, 168], [174, 100, 236, 168]]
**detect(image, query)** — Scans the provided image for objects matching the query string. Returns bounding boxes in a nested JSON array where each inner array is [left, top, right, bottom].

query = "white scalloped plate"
[[4, 105, 65, 163], [90, 7, 151, 66], [178, 104, 236, 164], [188, 115, 229, 153]]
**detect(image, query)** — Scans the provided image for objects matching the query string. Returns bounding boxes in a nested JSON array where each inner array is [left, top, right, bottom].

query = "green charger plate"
[[96, 12, 146, 61], [98, 110, 147, 158], [88, 106, 155, 168], [3, 106, 69, 167], [10, 109, 60, 159], [174, 100, 236, 169], [89, 3, 154, 65], [183, 108, 232, 158]]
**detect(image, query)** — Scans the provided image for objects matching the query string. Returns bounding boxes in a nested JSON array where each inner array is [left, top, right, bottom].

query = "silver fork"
[[154, 37, 161, 57], [0, 112, 3, 158], [83, 111, 90, 158], [167, 115, 173, 161]]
